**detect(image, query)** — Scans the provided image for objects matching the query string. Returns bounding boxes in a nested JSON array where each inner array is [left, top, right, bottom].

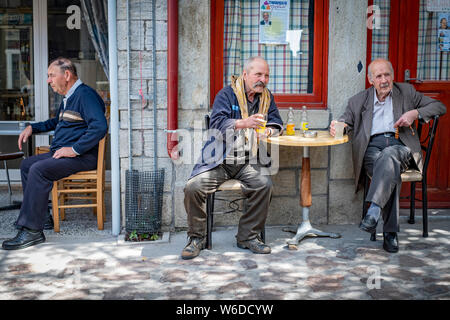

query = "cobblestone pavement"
[[0, 219, 449, 300]]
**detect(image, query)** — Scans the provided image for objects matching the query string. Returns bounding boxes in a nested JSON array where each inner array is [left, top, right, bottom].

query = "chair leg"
[[362, 174, 370, 219], [97, 185, 104, 230], [422, 181, 428, 238], [51, 182, 60, 233], [206, 193, 214, 250], [261, 227, 266, 243], [60, 193, 66, 221], [408, 182, 416, 224]]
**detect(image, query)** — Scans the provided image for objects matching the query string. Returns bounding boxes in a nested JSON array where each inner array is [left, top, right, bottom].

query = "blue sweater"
[[32, 84, 108, 155], [190, 85, 283, 179]]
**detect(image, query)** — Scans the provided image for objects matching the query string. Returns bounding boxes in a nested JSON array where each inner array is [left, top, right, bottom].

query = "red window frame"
[[210, 0, 329, 109]]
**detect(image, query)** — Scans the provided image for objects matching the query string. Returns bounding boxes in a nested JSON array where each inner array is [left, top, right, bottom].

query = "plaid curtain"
[[417, 0, 449, 80], [223, 0, 312, 94], [371, 0, 391, 60]]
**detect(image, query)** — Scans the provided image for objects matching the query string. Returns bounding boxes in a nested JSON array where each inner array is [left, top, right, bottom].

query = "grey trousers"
[[363, 134, 412, 232], [184, 163, 273, 242]]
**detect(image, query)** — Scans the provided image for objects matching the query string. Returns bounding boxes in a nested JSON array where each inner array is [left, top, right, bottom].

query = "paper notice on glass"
[[426, 0, 450, 12], [259, 0, 290, 45], [438, 12, 450, 51], [286, 30, 302, 57]]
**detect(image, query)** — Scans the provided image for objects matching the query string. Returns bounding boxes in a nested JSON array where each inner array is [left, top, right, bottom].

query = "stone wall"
[[116, 0, 173, 230]]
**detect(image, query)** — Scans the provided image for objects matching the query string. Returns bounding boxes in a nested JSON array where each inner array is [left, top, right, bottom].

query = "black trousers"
[[16, 151, 97, 231], [363, 134, 412, 233]]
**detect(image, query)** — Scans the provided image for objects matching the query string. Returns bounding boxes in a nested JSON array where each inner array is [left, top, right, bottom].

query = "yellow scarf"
[[230, 75, 271, 157]]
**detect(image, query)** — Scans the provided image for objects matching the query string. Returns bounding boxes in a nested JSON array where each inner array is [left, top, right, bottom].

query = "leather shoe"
[[2, 228, 46, 250], [181, 236, 206, 260], [237, 236, 271, 254], [383, 232, 399, 253], [359, 214, 378, 233]]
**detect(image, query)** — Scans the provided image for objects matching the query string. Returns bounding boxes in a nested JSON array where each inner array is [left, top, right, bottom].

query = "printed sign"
[[438, 12, 450, 51], [427, 0, 450, 12], [259, 0, 290, 45]]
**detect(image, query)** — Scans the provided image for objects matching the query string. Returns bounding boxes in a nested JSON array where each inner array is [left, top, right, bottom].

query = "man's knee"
[[20, 156, 35, 174], [252, 175, 273, 193], [184, 177, 204, 198]]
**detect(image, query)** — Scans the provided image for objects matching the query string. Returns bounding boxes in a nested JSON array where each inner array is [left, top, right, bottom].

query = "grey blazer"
[[339, 82, 447, 192]]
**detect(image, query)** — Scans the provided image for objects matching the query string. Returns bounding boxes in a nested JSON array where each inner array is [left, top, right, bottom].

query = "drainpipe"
[[108, 0, 121, 236], [167, 0, 178, 159]]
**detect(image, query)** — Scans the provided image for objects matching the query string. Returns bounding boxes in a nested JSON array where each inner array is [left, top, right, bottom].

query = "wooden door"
[[388, 0, 450, 207]]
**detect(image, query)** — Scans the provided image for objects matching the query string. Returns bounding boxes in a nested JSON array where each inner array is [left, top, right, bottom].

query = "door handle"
[[404, 69, 423, 83]]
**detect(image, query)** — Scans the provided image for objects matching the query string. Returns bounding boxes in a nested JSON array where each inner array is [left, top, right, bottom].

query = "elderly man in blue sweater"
[[2, 57, 108, 250]]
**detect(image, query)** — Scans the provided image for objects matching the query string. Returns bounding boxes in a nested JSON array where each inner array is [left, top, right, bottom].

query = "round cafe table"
[[265, 130, 348, 249]]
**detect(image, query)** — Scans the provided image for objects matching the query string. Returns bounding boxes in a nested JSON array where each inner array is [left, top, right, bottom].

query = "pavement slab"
[[0, 215, 449, 300]]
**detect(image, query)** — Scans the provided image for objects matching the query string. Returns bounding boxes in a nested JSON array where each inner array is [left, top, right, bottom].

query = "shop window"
[[211, 0, 329, 109], [0, 1, 34, 121], [47, 0, 109, 119]]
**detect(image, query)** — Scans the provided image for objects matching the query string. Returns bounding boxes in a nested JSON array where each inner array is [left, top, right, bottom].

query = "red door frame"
[[210, 0, 329, 110]]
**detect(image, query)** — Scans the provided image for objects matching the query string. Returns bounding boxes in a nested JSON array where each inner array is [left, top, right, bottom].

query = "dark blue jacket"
[[190, 85, 283, 179], [31, 84, 108, 155]]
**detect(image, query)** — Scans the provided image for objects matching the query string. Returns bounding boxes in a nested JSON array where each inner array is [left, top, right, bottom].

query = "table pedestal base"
[[284, 207, 341, 250]]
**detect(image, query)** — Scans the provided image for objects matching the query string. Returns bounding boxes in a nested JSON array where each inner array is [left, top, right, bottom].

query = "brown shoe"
[[181, 236, 206, 260], [237, 236, 271, 254]]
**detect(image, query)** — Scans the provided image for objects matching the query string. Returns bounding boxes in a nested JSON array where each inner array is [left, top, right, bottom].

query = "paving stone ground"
[[0, 218, 449, 300]]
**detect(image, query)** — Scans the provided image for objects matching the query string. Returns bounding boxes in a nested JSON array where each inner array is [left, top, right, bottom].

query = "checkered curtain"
[[371, 0, 391, 60], [223, 0, 312, 94], [417, 0, 449, 80]]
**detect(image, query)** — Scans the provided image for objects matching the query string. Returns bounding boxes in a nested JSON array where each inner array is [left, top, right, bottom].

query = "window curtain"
[[80, 0, 109, 80], [223, 0, 312, 94], [417, 0, 449, 80], [371, 0, 391, 60]]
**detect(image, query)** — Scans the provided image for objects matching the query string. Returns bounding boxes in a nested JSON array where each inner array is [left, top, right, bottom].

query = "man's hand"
[[18, 125, 33, 150], [256, 127, 272, 139], [394, 109, 419, 128], [53, 147, 77, 159], [235, 114, 266, 130], [329, 120, 347, 137]]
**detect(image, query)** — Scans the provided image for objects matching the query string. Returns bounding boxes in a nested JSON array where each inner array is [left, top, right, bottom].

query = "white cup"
[[334, 121, 345, 139]]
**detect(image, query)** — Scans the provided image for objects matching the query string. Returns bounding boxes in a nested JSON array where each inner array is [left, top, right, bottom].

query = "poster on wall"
[[259, 0, 290, 45], [427, 0, 450, 12], [438, 12, 450, 51]]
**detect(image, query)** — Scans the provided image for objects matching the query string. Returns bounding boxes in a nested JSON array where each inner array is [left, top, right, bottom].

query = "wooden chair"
[[204, 114, 265, 249], [36, 136, 107, 232], [362, 115, 440, 240]]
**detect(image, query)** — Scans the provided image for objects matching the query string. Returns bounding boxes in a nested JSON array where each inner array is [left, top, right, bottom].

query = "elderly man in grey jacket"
[[330, 58, 446, 253]]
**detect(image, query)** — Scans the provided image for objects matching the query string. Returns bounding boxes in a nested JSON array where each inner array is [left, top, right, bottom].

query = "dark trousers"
[[363, 134, 412, 232], [16, 151, 97, 231], [184, 163, 273, 242]]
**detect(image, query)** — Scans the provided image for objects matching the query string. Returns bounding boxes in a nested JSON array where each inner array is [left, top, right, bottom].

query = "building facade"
[[1, 0, 448, 234]]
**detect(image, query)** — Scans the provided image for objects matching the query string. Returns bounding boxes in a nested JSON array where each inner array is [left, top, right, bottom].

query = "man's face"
[[47, 65, 70, 96], [368, 61, 394, 99], [263, 13, 269, 22], [243, 59, 270, 94], [441, 18, 448, 29]]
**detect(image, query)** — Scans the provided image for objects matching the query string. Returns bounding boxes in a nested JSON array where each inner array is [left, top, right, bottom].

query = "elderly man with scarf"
[[182, 56, 283, 260]]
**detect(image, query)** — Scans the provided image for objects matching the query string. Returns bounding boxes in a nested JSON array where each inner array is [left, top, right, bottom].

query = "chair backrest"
[[92, 135, 107, 186], [416, 115, 440, 178]]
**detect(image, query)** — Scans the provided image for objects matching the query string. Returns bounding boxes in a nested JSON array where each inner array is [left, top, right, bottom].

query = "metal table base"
[[284, 146, 341, 250]]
